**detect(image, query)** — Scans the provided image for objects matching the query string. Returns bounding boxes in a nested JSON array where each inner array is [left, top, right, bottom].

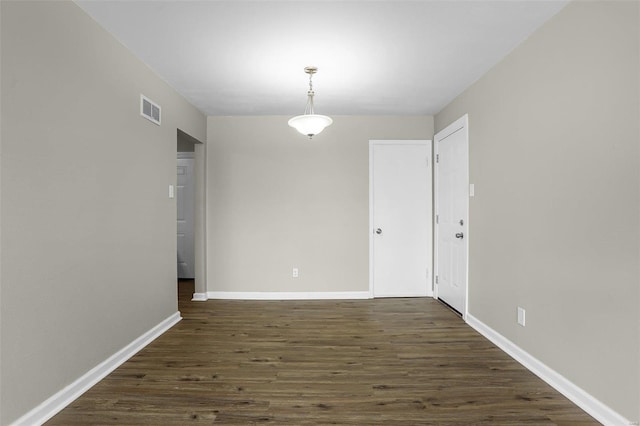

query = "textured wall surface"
[[436, 1, 639, 420], [206, 116, 433, 294], [0, 2, 205, 423]]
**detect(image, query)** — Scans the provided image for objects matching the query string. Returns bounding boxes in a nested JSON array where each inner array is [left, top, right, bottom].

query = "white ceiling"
[[76, 1, 568, 116]]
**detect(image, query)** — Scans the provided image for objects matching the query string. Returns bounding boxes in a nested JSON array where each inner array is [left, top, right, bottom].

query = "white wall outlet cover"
[[469, 183, 475, 197], [292, 268, 299, 278], [169, 184, 175, 199]]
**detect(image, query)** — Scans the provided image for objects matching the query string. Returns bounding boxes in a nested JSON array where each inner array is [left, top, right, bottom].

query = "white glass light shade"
[[288, 114, 333, 138]]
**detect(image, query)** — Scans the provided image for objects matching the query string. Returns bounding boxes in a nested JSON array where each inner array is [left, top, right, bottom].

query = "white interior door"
[[370, 140, 432, 298], [435, 115, 469, 315], [177, 153, 195, 279]]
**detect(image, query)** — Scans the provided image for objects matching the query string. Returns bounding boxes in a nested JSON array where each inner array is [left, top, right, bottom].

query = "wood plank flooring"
[[47, 280, 597, 425]]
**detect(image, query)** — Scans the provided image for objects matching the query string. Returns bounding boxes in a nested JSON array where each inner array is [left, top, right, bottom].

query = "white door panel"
[[370, 140, 432, 298], [177, 155, 195, 279], [435, 115, 469, 315]]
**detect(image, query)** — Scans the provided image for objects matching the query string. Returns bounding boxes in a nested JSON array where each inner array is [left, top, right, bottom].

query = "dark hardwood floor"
[[47, 280, 597, 425]]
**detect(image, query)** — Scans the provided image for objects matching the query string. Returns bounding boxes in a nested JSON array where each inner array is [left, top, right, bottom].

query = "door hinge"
[[436, 214, 439, 224], [436, 154, 439, 163], [435, 275, 439, 284]]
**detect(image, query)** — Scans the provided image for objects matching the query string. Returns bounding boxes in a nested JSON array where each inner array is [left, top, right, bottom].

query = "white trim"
[[369, 139, 433, 299], [191, 292, 207, 301], [177, 151, 194, 159], [194, 142, 208, 300], [11, 312, 182, 426], [433, 141, 439, 301], [466, 313, 635, 426], [368, 141, 375, 298], [206, 291, 371, 300], [433, 114, 469, 319], [191, 293, 209, 302]]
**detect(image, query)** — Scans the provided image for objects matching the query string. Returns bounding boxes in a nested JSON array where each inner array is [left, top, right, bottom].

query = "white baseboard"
[[11, 312, 182, 426], [466, 314, 635, 426], [206, 291, 372, 300], [191, 292, 208, 301]]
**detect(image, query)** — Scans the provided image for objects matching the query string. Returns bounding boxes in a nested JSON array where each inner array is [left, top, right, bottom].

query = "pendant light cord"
[[305, 72, 315, 115]]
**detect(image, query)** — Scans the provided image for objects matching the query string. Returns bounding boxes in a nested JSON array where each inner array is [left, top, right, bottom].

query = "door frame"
[[434, 114, 469, 318], [369, 139, 433, 298]]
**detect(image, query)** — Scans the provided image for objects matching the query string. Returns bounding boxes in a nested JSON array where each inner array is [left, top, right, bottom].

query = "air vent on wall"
[[140, 94, 161, 125]]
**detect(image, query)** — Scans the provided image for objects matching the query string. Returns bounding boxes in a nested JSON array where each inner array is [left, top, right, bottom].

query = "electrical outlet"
[[517, 307, 526, 327], [292, 268, 299, 278]]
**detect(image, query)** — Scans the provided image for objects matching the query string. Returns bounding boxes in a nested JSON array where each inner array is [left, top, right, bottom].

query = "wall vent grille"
[[140, 94, 161, 125]]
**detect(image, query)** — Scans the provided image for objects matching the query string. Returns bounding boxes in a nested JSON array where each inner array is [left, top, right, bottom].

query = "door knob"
[[376, 228, 382, 235], [455, 232, 464, 239]]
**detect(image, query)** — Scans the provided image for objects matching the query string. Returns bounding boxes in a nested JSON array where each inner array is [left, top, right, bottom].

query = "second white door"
[[434, 115, 469, 315], [370, 140, 432, 297], [177, 153, 195, 279]]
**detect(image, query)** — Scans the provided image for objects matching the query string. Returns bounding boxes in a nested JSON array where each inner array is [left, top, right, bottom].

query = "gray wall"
[[435, 1, 639, 421], [206, 116, 433, 294], [0, 1, 206, 423]]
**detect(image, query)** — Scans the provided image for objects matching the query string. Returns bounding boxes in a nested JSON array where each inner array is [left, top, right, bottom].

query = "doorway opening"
[[177, 129, 206, 302]]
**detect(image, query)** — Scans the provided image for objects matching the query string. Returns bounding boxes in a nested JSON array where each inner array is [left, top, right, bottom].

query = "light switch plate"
[[169, 185, 175, 199], [517, 307, 526, 326]]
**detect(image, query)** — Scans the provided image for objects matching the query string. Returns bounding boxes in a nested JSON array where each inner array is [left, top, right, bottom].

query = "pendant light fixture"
[[288, 66, 333, 138]]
